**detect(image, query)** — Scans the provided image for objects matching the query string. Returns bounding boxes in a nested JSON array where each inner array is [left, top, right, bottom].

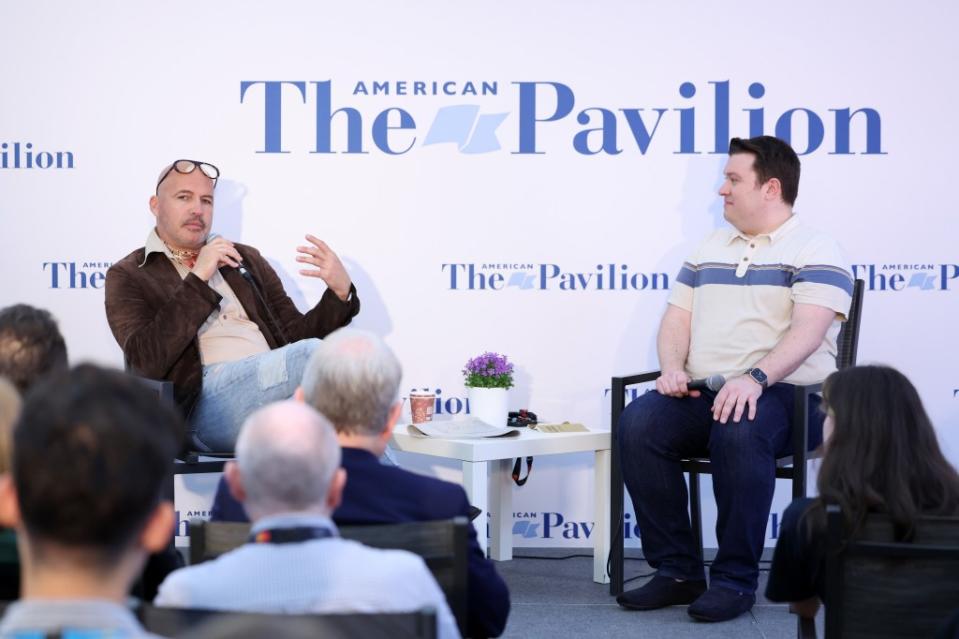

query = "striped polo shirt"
[[668, 215, 853, 385]]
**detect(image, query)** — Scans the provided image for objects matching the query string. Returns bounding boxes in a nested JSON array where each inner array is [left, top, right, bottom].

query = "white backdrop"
[[2, 1, 957, 549]]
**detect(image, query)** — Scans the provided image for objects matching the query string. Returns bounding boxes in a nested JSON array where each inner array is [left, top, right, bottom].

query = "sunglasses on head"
[[156, 159, 220, 193]]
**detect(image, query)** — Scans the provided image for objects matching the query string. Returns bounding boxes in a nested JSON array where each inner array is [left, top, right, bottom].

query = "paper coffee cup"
[[410, 392, 435, 424]]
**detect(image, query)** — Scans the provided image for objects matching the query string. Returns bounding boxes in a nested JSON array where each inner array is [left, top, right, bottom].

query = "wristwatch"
[[745, 367, 768, 389]]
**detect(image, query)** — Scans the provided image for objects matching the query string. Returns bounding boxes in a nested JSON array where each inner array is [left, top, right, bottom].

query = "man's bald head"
[[232, 401, 342, 520]]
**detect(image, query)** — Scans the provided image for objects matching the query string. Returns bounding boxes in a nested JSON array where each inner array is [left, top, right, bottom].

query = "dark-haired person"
[[0, 365, 182, 637], [616, 136, 854, 622], [766, 365, 959, 617], [0, 379, 20, 599], [0, 304, 69, 600], [0, 304, 68, 395], [105, 159, 360, 453]]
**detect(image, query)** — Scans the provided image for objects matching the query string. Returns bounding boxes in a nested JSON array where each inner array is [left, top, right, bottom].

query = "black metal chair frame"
[[609, 279, 864, 595], [133, 377, 232, 497]]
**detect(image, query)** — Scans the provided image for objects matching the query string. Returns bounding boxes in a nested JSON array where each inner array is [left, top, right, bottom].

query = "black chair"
[[190, 518, 470, 637], [133, 376, 232, 496], [609, 279, 865, 595], [138, 603, 438, 639], [189, 520, 250, 566], [799, 504, 959, 639]]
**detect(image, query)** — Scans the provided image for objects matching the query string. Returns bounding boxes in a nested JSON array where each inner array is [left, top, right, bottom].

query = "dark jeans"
[[618, 383, 823, 594]]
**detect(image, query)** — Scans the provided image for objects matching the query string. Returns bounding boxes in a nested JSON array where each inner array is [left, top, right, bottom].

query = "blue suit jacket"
[[211, 447, 510, 638]]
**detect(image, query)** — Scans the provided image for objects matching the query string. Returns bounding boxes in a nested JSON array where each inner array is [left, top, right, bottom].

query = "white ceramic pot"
[[467, 387, 509, 427]]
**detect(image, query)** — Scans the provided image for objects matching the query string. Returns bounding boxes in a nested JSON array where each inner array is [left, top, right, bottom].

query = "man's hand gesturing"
[[296, 234, 352, 301]]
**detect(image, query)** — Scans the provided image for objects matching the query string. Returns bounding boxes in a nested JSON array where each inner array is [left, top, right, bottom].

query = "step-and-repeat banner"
[[2, 2, 957, 548]]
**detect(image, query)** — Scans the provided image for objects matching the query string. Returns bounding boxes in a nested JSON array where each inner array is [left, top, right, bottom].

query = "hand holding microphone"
[[657, 371, 726, 398], [193, 234, 243, 281]]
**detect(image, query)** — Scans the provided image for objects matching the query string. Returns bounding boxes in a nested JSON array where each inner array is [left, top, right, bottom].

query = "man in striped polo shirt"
[[616, 136, 853, 622]]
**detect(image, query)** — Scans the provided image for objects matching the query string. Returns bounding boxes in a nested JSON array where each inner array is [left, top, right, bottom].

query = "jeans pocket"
[[257, 349, 290, 390]]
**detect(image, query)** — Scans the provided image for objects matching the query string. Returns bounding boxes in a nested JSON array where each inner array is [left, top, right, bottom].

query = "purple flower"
[[462, 351, 514, 389]]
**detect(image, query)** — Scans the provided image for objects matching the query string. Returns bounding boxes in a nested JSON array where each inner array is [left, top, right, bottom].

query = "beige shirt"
[[141, 229, 271, 365], [667, 215, 853, 385]]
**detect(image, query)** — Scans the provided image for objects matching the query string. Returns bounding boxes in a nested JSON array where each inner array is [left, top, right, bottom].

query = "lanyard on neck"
[[248, 526, 335, 545]]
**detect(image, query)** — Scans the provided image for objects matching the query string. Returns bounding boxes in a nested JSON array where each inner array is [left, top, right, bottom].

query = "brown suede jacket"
[[104, 242, 359, 418]]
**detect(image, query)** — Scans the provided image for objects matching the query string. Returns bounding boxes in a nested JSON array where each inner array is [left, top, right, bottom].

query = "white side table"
[[389, 424, 611, 584]]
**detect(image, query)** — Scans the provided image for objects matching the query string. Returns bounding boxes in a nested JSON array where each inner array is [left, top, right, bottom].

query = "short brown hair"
[[729, 136, 801, 206]]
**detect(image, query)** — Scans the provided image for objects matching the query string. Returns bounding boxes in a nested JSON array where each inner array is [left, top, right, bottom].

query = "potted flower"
[[463, 352, 514, 427]]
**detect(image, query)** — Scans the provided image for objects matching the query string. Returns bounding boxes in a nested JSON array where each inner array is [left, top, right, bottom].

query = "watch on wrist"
[[745, 367, 768, 389]]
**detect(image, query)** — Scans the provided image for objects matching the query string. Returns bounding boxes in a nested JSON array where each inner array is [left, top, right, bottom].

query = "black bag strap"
[[512, 456, 533, 486]]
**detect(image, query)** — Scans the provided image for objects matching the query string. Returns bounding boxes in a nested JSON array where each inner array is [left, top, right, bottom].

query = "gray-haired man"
[[156, 400, 460, 639]]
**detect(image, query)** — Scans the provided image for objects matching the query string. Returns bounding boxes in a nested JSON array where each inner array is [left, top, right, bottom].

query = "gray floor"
[[494, 549, 822, 639]]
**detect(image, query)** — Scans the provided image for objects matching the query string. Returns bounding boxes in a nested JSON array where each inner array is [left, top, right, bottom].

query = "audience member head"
[[0, 378, 20, 477], [299, 328, 403, 447], [0, 365, 180, 599], [225, 401, 345, 522], [0, 304, 68, 395], [817, 364, 959, 539], [728, 136, 801, 206]]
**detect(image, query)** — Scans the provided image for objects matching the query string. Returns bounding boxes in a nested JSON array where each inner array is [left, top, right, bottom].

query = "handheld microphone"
[[237, 263, 254, 282], [688, 374, 726, 392], [209, 233, 289, 345], [209, 233, 252, 279]]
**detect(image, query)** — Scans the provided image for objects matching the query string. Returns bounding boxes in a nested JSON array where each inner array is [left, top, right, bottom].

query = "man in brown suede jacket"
[[105, 160, 360, 452]]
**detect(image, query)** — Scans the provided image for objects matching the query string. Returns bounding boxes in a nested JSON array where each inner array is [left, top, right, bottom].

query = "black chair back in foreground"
[[138, 603, 438, 639], [809, 504, 959, 639], [608, 279, 865, 595], [190, 517, 470, 637]]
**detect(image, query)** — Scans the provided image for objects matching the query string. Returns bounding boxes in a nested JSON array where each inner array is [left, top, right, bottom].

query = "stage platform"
[[497, 548, 820, 639]]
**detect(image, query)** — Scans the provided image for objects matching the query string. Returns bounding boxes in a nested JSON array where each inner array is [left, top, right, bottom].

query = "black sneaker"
[[687, 586, 756, 622], [616, 575, 707, 611]]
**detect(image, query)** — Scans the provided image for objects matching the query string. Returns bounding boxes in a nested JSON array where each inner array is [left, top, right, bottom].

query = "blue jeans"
[[618, 384, 823, 594], [188, 338, 321, 452]]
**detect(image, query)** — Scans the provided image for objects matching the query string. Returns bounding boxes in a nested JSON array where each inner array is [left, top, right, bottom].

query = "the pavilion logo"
[[239, 79, 885, 156], [851, 263, 959, 291], [1, 142, 75, 170], [43, 261, 113, 289], [441, 263, 669, 292], [512, 511, 597, 540]]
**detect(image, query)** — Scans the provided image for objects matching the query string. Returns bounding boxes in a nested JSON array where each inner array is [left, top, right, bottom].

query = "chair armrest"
[[610, 370, 660, 429], [612, 371, 662, 388]]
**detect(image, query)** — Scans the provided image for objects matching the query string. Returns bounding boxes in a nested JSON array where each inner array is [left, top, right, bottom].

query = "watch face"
[[750, 368, 768, 385]]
